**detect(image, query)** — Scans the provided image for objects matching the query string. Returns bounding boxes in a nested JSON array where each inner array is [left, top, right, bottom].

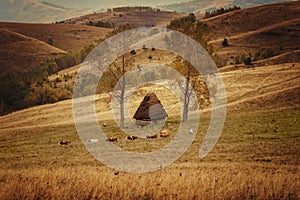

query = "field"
[[0, 108, 299, 199], [0, 63, 299, 199], [1, 2, 300, 199]]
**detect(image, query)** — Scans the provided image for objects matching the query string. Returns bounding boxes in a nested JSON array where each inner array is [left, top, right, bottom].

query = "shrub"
[[222, 38, 229, 47], [243, 56, 252, 66], [47, 38, 53, 45]]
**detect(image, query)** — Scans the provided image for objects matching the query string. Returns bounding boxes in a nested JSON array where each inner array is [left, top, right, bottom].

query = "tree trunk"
[[120, 56, 126, 128], [182, 66, 190, 122]]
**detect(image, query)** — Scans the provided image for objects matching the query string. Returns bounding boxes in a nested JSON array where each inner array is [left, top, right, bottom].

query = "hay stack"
[[133, 93, 168, 123]]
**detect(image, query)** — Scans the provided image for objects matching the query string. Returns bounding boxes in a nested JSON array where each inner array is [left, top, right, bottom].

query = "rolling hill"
[[0, 0, 92, 23], [0, 27, 65, 76], [0, 2, 299, 198], [0, 22, 112, 52], [161, 0, 293, 13], [40, 0, 192, 9], [0, 22, 111, 77], [63, 8, 185, 28], [0, 21, 112, 115], [204, 0, 300, 66]]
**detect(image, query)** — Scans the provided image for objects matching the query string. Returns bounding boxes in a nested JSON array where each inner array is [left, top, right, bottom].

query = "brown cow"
[[146, 133, 157, 139], [106, 137, 118, 142], [60, 140, 71, 145], [160, 130, 169, 138], [126, 135, 138, 140]]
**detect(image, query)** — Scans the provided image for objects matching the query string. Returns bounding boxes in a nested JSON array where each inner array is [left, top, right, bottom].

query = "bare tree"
[[172, 57, 209, 122], [108, 53, 135, 128]]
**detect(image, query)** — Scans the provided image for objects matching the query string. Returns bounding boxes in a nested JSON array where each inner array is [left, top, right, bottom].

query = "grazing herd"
[[106, 130, 170, 143], [60, 130, 170, 145]]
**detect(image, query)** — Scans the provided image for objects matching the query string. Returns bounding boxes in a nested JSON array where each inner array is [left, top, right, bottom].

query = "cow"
[[60, 140, 71, 145], [160, 130, 169, 138], [146, 133, 157, 139], [106, 137, 118, 142], [126, 135, 138, 140]]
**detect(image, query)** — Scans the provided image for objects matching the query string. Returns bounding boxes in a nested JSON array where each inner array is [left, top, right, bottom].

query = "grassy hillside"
[[0, 0, 92, 23], [162, 0, 234, 13], [0, 28, 66, 76], [0, 63, 299, 199], [0, 22, 111, 52], [0, 2, 299, 198], [0, 22, 112, 115], [41, 0, 191, 9], [204, 1, 300, 66], [64, 8, 185, 28], [161, 0, 292, 13], [0, 22, 111, 78], [205, 1, 300, 39]]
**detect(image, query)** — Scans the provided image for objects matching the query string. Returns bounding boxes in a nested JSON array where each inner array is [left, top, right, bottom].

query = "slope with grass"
[[64, 9, 185, 28], [0, 22, 112, 77], [0, 2, 299, 198], [0, 22, 112, 114], [0, 22, 112, 52], [0, 28, 66, 77], [0, 62, 299, 199], [204, 1, 300, 65], [0, 0, 92, 23], [161, 0, 292, 13]]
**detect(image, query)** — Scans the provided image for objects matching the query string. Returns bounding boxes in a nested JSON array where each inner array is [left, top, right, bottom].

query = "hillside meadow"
[[0, 2, 299, 198], [0, 62, 299, 199], [0, 86, 299, 199]]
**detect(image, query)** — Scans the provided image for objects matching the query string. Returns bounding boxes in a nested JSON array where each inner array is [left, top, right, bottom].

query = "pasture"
[[0, 63, 299, 199], [0, 106, 299, 199]]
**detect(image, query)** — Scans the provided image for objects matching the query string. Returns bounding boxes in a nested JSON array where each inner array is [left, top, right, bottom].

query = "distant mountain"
[[39, 0, 192, 9], [161, 0, 294, 13], [0, 0, 92, 23]]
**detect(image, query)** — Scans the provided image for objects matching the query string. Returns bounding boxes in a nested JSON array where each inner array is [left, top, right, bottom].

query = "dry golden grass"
[[205, 1, 300, 66], [221, 63, 300, 111], [0, 162, 299, 200], [0, 28, 65, 76], [0, 22, 111, 78], [204, 1, 300, 40], [0, 62, 299, 199], [0, 22, 112, 52], [0, 105, 299, 199], [65, 10, 185, 28]]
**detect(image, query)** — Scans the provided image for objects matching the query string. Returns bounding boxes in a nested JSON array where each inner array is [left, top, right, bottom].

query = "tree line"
[[167, 13, 209, 49], [204, 5, 241, 19], [0, 24, 138, 116], [0, 44, 95, 115]]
